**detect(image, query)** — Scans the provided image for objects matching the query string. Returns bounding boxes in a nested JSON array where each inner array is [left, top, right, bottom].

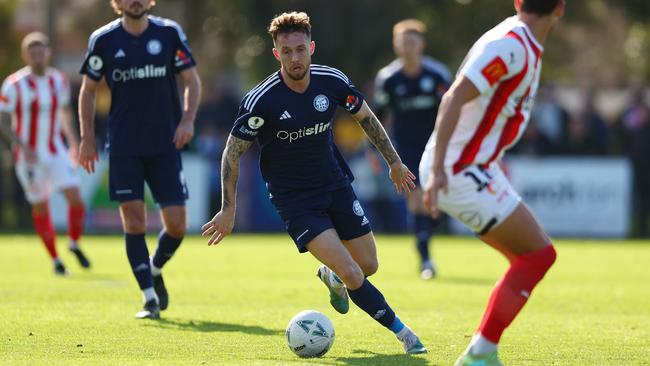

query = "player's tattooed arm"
[[352, 101, 400, 165], [352, 101, 416, 194], [220, 135, 253, 211]]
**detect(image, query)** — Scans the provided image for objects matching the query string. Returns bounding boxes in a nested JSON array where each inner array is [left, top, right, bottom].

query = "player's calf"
[[467, 245, 556, 358]]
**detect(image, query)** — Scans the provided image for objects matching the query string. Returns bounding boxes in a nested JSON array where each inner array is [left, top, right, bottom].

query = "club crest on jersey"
[[420, 77, 434, 92], [247, 116, 265, 129], [313, 94, 329, 112], [352, 200, 364, 217], [88, 55, 103, 71], [345, 95, 359, 112], [147, 39, 162, 55]]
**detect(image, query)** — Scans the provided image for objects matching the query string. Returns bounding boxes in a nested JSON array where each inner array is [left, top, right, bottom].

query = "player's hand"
[[173, 119, 194, 149], [23, 147, 38, 165], [201, 209, 235, 246], [423, 167, 448, 219], [389, 161, 416, 194], [78, 138, 98, 174]]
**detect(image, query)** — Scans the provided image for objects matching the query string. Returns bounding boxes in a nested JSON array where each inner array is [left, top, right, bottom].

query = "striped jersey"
[[0, 67, 71, 162], [80, 16, 196, 156], [424, 16, 543, 174], [230, 64, 365, 203]]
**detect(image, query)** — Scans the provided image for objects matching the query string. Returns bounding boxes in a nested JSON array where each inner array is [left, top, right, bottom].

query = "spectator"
[[511, 121, 557, 156], [561, 89, 609, 155], [531, 84, 568, 147], [620, 86, 650, 237]]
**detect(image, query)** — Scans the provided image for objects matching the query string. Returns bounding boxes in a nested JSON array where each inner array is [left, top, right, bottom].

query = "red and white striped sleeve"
[[0, 78, 17, 113], [459, 37, 527, 95]]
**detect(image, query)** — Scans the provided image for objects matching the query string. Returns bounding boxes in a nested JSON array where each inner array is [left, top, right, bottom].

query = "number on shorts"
[[463, 167, 493, 192]]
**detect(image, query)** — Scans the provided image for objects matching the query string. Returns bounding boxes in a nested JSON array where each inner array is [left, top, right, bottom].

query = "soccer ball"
[[285, 310, 335, 358]]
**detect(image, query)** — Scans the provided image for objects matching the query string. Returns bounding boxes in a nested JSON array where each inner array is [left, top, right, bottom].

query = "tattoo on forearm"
[[357, 115, 399, 165], [220, 137, 253, 210]]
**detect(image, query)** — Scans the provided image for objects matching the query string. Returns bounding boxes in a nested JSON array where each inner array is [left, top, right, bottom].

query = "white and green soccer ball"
[[286, 310, 335, 358]]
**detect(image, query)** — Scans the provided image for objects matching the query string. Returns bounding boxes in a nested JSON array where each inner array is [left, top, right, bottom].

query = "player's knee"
[[361, 258, 379, 277], [542, 244, 557, 270], [165, 221, 186, 238], [335, 263, 365, 289], [122, 213, 146, 233], [521, 244, 556, 274], [31, 202, 48, 216]]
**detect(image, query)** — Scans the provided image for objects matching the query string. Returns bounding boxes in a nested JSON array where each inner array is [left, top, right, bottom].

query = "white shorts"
[[15, 151, 80, 204], [419, 157, 521, 235]]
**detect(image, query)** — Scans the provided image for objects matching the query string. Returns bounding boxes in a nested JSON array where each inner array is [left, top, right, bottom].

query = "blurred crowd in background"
[[1, 0, 650, 237]]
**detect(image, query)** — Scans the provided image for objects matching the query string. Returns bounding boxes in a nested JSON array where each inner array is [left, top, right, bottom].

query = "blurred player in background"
[[420, 1, 565, 364], [374, 19, 451, 280], [78, 0, 201, 319], [0, 32, 90, 276], [201, 12, 427, 354]]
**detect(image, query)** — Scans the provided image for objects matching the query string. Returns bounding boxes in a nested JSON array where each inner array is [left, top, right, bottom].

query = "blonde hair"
[[393, 19, 427, 37], [268, 11, 311, 42], [21, 32, 49, 51], [110, 0, 157, 16]]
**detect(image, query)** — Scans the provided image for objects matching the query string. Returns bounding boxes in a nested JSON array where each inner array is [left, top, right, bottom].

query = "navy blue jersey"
[[231, 64, 365, 203], [374, 56, 451, 152], [80, 16, 196, 156]]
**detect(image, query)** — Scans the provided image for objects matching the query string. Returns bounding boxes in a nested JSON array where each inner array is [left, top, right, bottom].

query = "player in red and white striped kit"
[[0, 32, 90, 275], [420, 1, 564, 365]]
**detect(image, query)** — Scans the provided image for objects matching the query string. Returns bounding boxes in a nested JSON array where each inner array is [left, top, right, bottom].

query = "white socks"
[[142, 287, 158, 303], [468, 333, 497, 355], [150, 257, 162, 277], [395, 325, 411, 340], [69, 240, 79, 250]]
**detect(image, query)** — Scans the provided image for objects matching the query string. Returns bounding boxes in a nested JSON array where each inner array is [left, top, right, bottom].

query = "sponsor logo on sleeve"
[[344, 95, 360, 112], [88, 55, 103, 71], [481, 57, 508, 86], [247, 116, 265, 129], [174, 49, 192, 67], [239, 125, 258, 137]]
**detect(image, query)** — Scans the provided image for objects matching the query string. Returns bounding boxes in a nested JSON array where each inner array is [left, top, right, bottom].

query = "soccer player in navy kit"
[[201, 12, 426, 353], [374, 19, 451, 280], [78, 0, 201, 319]]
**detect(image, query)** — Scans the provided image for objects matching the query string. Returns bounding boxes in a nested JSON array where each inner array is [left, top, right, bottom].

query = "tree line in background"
[[0, 0, 649, 90]]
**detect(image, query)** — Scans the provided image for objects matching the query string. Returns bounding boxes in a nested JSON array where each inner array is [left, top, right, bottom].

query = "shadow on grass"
[[435, 275, 495, 286], [146, 318, 282, 336], [336, 349, 433, 366]]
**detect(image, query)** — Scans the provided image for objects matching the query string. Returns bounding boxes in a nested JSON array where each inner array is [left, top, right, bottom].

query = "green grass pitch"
[[0, 234, 648, 365]]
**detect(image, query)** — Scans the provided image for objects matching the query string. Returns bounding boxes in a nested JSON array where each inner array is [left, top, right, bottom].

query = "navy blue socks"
[[348, 278, 398, 330], [415, 214, 434, 262], [152, 231, 183, 269], [125, 233, 152, 290]]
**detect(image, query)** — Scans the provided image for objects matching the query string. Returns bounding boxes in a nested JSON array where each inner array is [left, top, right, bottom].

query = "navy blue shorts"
[[109, 150, 188, 207], [273, 185, 372, 253]]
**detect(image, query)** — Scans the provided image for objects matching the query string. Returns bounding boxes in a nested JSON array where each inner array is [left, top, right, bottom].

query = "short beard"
[[286, 68, 308, 81], [124, 9, 147, 20]]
